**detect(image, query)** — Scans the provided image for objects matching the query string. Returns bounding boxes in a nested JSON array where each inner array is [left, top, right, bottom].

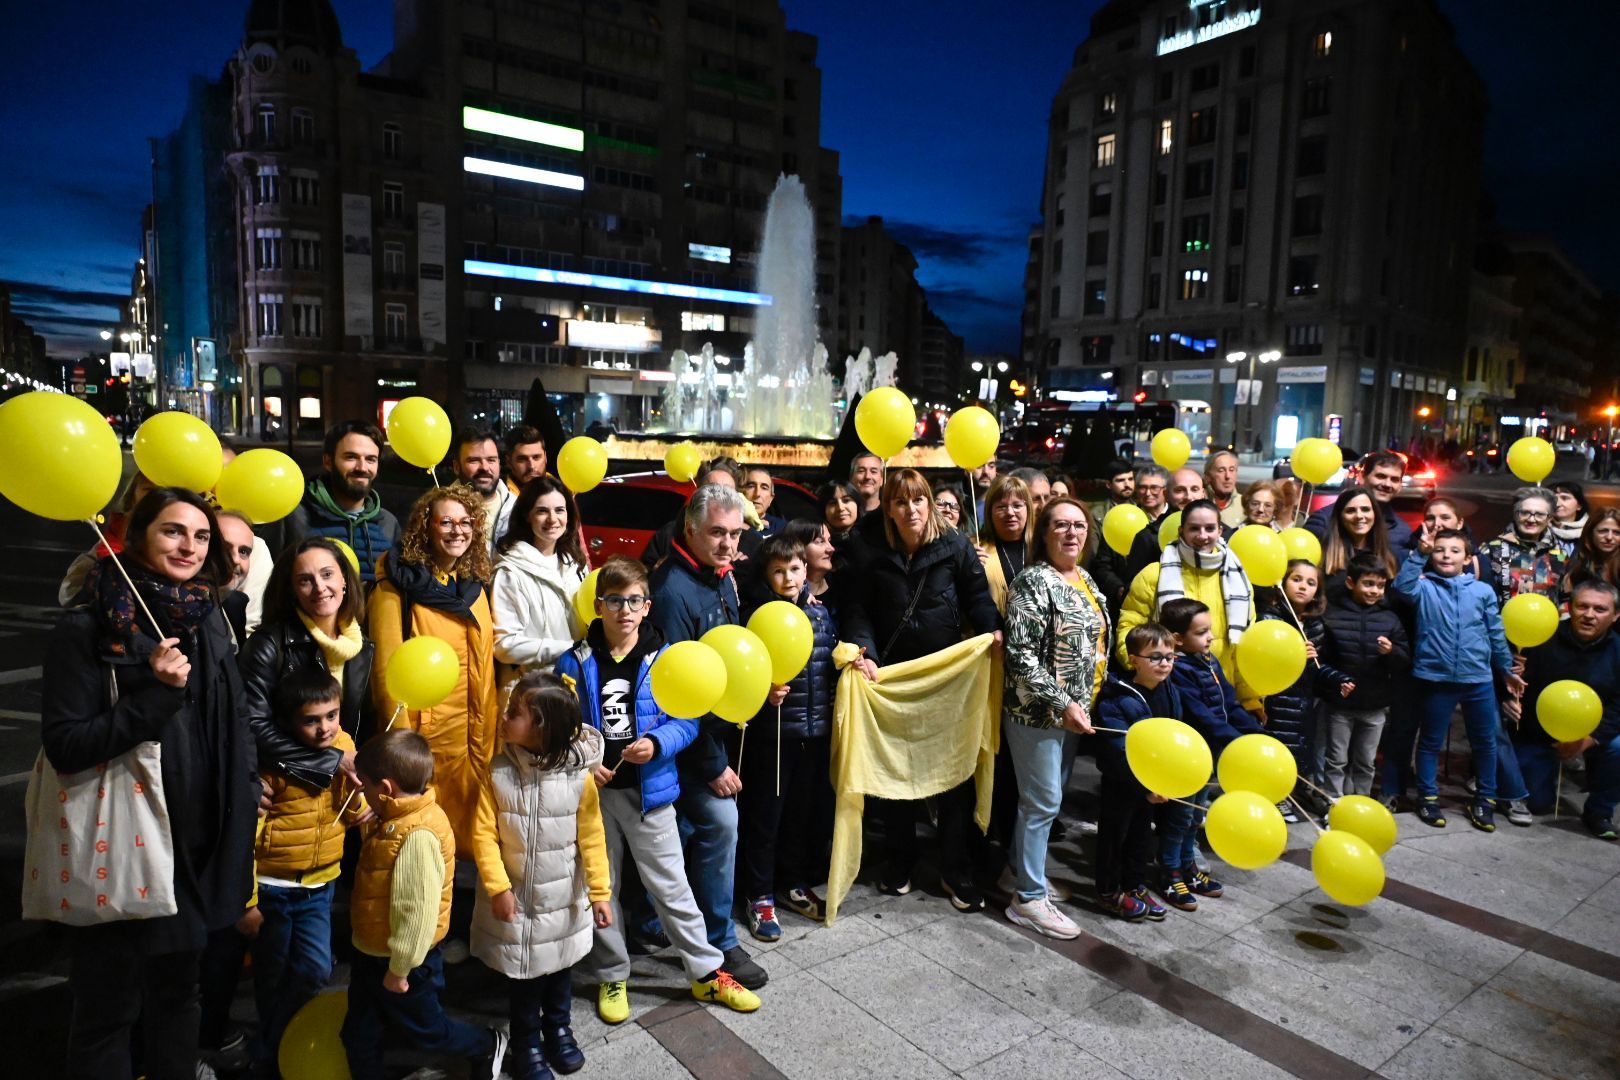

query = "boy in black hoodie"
[[1320, 553, 1411, 796]]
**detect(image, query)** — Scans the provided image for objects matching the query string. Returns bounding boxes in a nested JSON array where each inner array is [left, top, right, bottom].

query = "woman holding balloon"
[[491, 477, 591, 682]]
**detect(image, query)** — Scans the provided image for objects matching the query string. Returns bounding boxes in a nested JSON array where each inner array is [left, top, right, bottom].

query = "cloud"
[[5, 280, 128, 310], [842, 215, 1024, 266], [921, 282, 1015, 312]]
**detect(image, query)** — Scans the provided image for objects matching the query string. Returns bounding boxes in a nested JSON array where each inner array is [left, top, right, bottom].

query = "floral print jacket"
[[1003, 562, 1110, 730]]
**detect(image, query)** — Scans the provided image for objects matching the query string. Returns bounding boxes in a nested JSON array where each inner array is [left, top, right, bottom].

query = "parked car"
[[575, 471, 818, 566]]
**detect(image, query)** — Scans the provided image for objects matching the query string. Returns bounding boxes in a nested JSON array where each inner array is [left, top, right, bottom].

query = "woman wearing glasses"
[[369, 483, 499, 858], [491, 477, 591, 685], [933, 485, 966, 532], [999, 498, 1109, 938]]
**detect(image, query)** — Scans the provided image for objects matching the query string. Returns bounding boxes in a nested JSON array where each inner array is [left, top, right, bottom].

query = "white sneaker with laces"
[[1005, 897, 1080, 940]]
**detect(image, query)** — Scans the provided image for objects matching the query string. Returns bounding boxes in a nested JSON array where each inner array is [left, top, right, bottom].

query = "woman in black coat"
[[239, 536, 374, 789], [841, 468, 1002, 910], [42, 488, 259, 1080]]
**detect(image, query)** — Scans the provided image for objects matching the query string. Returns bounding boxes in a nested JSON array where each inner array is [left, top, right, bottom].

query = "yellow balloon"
[[1150, 427, 1191, 471], [944, 406, 1000, 470], [1217, 733, 1298, 804], [1311, 831, 1385, 906], [558, 436, 608, 494], [132, 411, 222, 492], [279, 989, 351, 1080], [1230, 524, 1286, 587], [854, 386, 916, 459], [1501, 592, 1558, 649], [701, 624, 774, 725], [1537, 679, 1602, 743], [1291, 438, 1343, 485], [1327, 795, 1398, 855], [0, 392, 123, 521], [572, 568, 600, 630], [1279, 527, 1322, 565], [1235, 621, 1307, 698], [331, 539, 361, 575], [746, 599, 814, 684], [216, 448, 305, 524], [649, 640, 728, 719], [1205, 791, 1289, 870], [1506, 436, 1555, 483], [1157, 510, 1183, 551], [664, 442, 703, 484], [1102, 503, 1149, 556], [385, 635, 460, 711], [1125, 716, 1213, 799], [385, 396, 451, 469]]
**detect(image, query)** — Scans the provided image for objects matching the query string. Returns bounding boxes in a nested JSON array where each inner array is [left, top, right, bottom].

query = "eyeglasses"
[[934, 500, 959, 512], [599, 594, 648, 612], [1515, 510, 1549, 521], [1048, 520, 1087, 533], [1133, 653, 1177, 664], [435, 518, 476, 533]]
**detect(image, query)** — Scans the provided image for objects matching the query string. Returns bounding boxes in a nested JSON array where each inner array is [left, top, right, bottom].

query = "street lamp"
[[1604, 404, 1618, 480], [1225, 348, 1281, 455], [996, 361, 1009, 373], [99, 330, 113, 341], [970, 361, 983, 373]]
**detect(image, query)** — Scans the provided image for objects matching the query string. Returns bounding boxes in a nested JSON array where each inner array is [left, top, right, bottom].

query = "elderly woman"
[[491, 476, 590, 680], [976, 475, 1035, 612], [42, 488, 257, 1078], [1001, 498, 1109, 939], [1241, 480, 1283, 530], [369, 483, 499, 856]]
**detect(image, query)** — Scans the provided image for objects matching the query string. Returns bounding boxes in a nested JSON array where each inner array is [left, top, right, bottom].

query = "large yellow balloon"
[[1102, 503, 1148, 556], [132, 411, 222, 492], [664, 442, 703, 484], [1311, 831, 1385, 906], [0, 392, 123, 521], [216, 448, 304, 524], [1150, 427, 1191, 471], [279, 989, 350, 1080], [572, 568, 600, 630], [385, 396, 451, 469], [649, 640, 728, 719], [1506, 436, 1555, 483], [1125, 716, 1213, 799], [854, 387, 916, 459], [701, 625, 774, 725], [1205, 791, 1289, 870], [558, 436, 608, 494], [1234, 621, 1308, 697], [1230, 524, 1286, 587], [1327, 795, 1398, 855], [1157, 510, 1183, 550], [331, 539, 361, 575], [1279, 527, 1322, 565], [746, 599, 814, 685], [385, 635, 460, 711], [1217, 733, 1298, 804], [944, 406, 1000, 470], [1501, 592, 1558, 649], [1537, 679, 1602, 743], [1291, 438, 1343, 485]]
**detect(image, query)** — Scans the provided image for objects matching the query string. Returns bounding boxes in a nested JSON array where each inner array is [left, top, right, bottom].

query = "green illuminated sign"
[[463, 106, 584, 152]]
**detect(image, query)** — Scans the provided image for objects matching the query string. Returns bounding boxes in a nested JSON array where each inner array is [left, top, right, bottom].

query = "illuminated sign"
[[565, 320, 661, 352], [462, 106, 584, 152], [688, 243, 732, 264], [1157, 6, 1261, 56], [465, 260, 773, 306], [464, 156, 585, 191]]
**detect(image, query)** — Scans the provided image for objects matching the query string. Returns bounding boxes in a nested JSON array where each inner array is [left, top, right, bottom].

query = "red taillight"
[[1415, 470, 1436, 481], [1045, 436, 1056, 449], [1487, 449, 1499, 456]]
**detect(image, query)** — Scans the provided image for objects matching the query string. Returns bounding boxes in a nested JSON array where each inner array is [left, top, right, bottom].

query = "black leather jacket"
[[239, 617, 375, 789]]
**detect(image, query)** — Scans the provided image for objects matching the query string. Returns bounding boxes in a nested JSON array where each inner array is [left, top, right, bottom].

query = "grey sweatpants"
[[1324, 706, 1387, 797], [587, 786, 724, 983]]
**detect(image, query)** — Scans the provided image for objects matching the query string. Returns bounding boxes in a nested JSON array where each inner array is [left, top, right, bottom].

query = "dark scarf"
[[383, 552, 486, 621], [85, 556, 219, 656]]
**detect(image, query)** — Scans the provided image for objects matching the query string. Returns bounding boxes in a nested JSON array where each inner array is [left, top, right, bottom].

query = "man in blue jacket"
[[278, 421, 400, 585], [1305, 451, 1417, 554], [1506, 578, 1620, 839]]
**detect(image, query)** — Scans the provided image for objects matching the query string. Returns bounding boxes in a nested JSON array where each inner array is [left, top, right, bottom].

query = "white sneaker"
[[996, 866, 1071, 902], [439, 937, 471, 965], [1005, 897, 1081, 940]]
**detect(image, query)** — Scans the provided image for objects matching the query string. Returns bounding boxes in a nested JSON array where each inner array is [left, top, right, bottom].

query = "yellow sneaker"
[[597, 980, 630, 1024], [691, 970, 761, 1012]]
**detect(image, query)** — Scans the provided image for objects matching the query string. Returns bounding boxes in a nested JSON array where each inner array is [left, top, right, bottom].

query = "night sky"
[[2, 0, 1615, 361]]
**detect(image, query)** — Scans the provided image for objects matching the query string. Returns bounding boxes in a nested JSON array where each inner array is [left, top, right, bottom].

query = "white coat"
[[491, 540, 588, 674]]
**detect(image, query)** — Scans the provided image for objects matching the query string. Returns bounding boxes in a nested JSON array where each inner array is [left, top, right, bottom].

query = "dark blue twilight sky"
[[1, 0, 1614, 360]]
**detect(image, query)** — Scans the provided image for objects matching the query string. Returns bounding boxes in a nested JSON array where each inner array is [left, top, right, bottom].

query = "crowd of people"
[[37, 421, 1620, 1079]]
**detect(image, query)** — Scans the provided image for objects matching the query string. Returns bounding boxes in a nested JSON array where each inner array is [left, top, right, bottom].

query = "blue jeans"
[[676, 784, 740, 953], [252, 881, 336, 1067], [1494, 716, 1530, 804], [1003, 721, 1066, 902], [342, 949, 492, 1080], [1378, 696, 1418, 798], [510, 968, 572, 1051], [1157, 783, 1210, 870], [1414, 680, 1498, 801], [1517, 735, 1620, 820]]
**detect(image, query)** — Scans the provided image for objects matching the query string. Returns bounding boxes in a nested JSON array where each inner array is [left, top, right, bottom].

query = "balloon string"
[[385, 702, 404, 732], [967, 470, 980, 537], [86, 518, 167, 639], [776, 703, 782, 798], [1295, 775, 1337, 804], [429, 467, 441, 489], [1296, 480, 1313, 529], [737, 722, 747, 775], [1288, 794, 1325, 835], [1555, 761, 1562, 821], [1279, 598, 1321, 669]]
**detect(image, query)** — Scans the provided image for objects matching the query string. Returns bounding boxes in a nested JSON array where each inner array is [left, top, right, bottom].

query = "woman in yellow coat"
[[974, 475, 1035, 612], [1116, 499, 1254, 680], [369, 483, 499, 856]]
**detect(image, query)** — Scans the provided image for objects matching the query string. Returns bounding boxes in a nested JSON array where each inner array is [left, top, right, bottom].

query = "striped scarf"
[[1156, 540, 1253, 644]]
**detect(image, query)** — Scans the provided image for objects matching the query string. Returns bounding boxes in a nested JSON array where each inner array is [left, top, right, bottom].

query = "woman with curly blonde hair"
[[368, 483, 499, 858]]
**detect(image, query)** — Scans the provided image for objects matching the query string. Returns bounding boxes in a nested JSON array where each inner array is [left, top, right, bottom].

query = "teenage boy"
[[1320, 553, 1410, 796]]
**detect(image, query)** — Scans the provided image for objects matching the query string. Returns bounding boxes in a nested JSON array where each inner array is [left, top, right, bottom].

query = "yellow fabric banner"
[[825, 634, 1001, 923]]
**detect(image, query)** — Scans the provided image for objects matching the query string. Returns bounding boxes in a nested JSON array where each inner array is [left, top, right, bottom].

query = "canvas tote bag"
[[21, 666, 177, 924]]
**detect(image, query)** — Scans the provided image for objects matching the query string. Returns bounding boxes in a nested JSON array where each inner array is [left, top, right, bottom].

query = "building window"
[[1224, 264, 1242, 303], [256, 294, 283, 336], [383, 241, 406, 280], [1236, 97, 1253, 136], [1189, 108, 1217, 146], [1288, 256, 1320, 296], [1147, 273, 1162, 308], [384, 302, 408, 341], [1086, 230, 1109, 265], [1190, 62, 1220, 92], [382, 122, 402, 160], [254, 168, 280, 205], [1157, 71, 1174, 101], [1084, 281, 1107, 316], [257, 103, 276, 143], [466, 339, 486, 362], [1049, 285, 1061, 317], [1097, 91, 1118, 119], [291, 298, 323, 338], [497, 343, 565, 365], [1181, 268, 1210, 301], [1293, 194, 1325, 237], [1297, 136, 1328, 177], [1184, 160, 1215, 198], [1302, 77, 1332, 118], [1095, 133, 1116, 167], [291, 108, 314, 144], [1287, 323, 1324, 355], [1239, 45, 1256, 78], [1232, 152, 1250, 190], [289, 231, 321, 271], [1228, 208, 1246, 246], [1182, 214, 1211, 253], [1051, 239, 1064, 272], [1089, 181, 1112, 216], [1054, 192, 1066, 227], [681, 311, 726, 332], [1149, 220, 1165, 255], [255, 227, 282, 270], [1314, 31, 1333, 57], [1158, 119, 1173, 156], [383, 181, 405, 219], [1153, 170, 1168, 205], [289, 170, 320, 206], [1082, 335, 1114, 364]]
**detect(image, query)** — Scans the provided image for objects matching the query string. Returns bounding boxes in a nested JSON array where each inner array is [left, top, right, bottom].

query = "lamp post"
[[1225, 349, 1281, 456], [1604, 404, 1617, 480]]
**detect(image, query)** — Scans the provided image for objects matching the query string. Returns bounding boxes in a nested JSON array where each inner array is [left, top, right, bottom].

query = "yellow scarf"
[[298, 612, 364, 690]]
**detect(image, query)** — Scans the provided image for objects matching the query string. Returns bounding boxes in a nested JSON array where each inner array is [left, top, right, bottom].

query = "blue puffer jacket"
[[1249, 608, 1349, 760], [280, 478, 401, 585], [1392, 552, 1513, 684], [745, 587, 838, 739], [1169, 650, 1262, 751], [555, 625, 698, 814], [650, 541, 742, 783], [1094, 674, 1183, 773]]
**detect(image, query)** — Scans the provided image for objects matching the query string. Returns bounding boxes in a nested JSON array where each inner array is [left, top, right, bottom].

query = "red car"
[[576, 472, 821, 566]]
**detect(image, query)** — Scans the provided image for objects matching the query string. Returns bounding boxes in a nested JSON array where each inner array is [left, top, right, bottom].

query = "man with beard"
[[452, 427, 515, 556], [281, 420, 399, 586], [504, 424, 549, 493]]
